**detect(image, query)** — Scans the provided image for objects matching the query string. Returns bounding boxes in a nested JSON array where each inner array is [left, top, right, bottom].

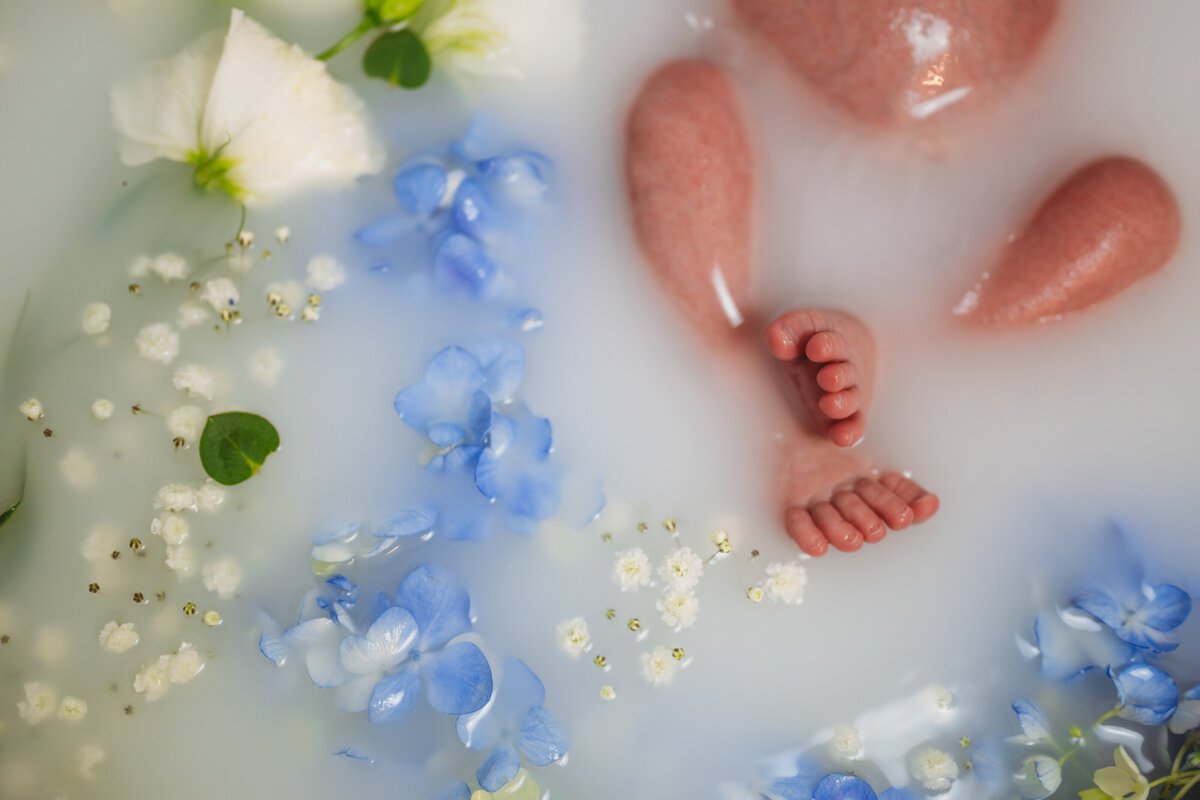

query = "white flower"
[[57, 696, 88, 721], [274, 225, 290, 243], [657, 589, 699, 629], [133, 655, 171, 701], [81, 524, 122, 562], [306, 255, 346, 290], [414, 0, 584, 82], [18, 398, 43, 420], [129, 254, 153, 277], [301, 305, 320, 322], [90, 398, 114, 420], [202, 558, 242, 598], [78, 744, 106, 779], [172, 363, 215, 399], [110, 9, 383, 206], [199, 278, 239, 311], [746, 586, 765, 603], [152, 253, 190, 282], [177, 302, 209, 329], [167, 642, 205, 683], [764, 561, 808, 605], [99, 621, 140, 654], [202, 610, 222, 627], [166, 405, 206, 443], [155, 483, 197, 512], [34, 626, 70, 665], [136, 323, 180, 364], [911, 748, 959, 792], [81, 302, 112, 335], [165, 545, 197, 577], [60, 449, 98, 489], [924, 685, 957, 712], [658, 547, 703, 590], [599, 685, 616, 700], [612, 547, 651, 591], [640, 645, 679, 686], [151, 513, 190, 545], [829, 725, 864, 760], [196, 480, 227, 513], [556, 617, 590, 657], [250, 346, 284, 386], [16, 681, 57, 724]]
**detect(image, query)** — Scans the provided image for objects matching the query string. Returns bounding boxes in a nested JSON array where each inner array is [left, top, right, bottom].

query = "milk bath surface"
[[2, 1, 1200, 799]]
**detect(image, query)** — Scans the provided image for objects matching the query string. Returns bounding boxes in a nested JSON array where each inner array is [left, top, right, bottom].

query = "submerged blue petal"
[[259, 631, 287, 666], [1033, 609, 1134, 682], [449, 115, 494, 163], [467, 337, 525, 402], [814, 774, 878, 800], [368, 666, 421, 724], [433, 233, 497, 298], [879, 790, 917, 800], [1140, 583, 1191, 631], [506, 307, 544, 332], [477, 150, 554, 200], [1071, 589, 1122, 630], [422, 641, 493, 715], [333, 748, 374, 763], [509, 469, 560, 520], [393, 162, 447, 218], [456, 658, 545, 750], [378, 507, 437, 538], [1110, 664, 1178, 725], [425, 346, 485, 396], [427, 444, 484, 477], [395, 564, 472, 649], [516, 706, 568, 765], [453, 178, 497, 239], [355, 212, 412, 247], [441, 782, 472, 800], [428, 421, 467, 448], [1012, 698, 1052, 742], [477, 743, 520, 793]]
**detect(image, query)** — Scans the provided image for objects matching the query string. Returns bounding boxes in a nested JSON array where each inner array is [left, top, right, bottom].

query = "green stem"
[[315, 17, 377, 61], [1094, 707, 1121, 727], [1057, 746, 1081, 767], [1168, 770, 1200, 800], [1171, 734, 1197, 777], [1149, 769, 1200, 791], [234, 204, 247, 242]]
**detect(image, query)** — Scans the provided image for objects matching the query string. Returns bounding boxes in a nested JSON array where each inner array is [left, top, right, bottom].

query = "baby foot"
[[766, 309, 876, 448], [778, 433, 939, 556]]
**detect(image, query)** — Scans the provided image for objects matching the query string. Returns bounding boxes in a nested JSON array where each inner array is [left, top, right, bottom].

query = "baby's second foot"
[[766, 308, 876, 448]]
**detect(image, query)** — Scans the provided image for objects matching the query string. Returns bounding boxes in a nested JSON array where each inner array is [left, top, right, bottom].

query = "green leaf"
[[0, 499, 19, 529], [199, 412, 280, 486], [367, 0, 423, 23], [363, 29, 432, 89]]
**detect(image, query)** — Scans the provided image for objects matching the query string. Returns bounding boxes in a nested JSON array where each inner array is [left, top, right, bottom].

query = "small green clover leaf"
[[363, 29, 432, 89], [199, 412, 280, 486]]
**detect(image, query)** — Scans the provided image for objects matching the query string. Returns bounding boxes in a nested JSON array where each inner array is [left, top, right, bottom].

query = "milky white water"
[[1, 1, 1199, 798]]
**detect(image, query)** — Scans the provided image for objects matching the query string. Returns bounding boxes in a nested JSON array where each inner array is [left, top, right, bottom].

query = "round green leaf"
[[363, 29, 432, 89], [199, 412, 280, 486]]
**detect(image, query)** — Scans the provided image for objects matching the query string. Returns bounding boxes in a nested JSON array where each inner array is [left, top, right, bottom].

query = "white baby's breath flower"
[[82, 524, 122, 562], [274, 225, 290, 243], [657, 589, 699, 629], [110, 9, 383, 206], [556, 616, 590, 657], [34, 626, 70, 665], [764, 561, 808, 605], [16, 681, 57, 724], [133, 655, 171, 701], [152, 253, 190, 282], [639, 645, 679, 686], [612, 547, 651, 591], [78, 744, 106, 779], [167, 642, 205, 684], [136, 323, 180, 364], [746, 586, 765, 603], [911, 748, 959, 792], [172, 363, 215, 399], [177, 301, 209, 329], [306, 255, 346, 290], [99, 621, 139, 654], [599, 685, 616, 700], [250, 346, 284, 386], [199, 278, 239, 311], [57, 696, 88, 721], [18, 398, 43, 420], [151, 513, 190, 546], [301, 305, 320, 322], [166, 405, 205, 443], [90, 398, 114, 420], [81, 302, 112, 335], [202, 610, 222, 627], [196, 480, 227, 513], [202, 558, 242, 598], [165, 545, 197, 578], [129, 255, 153, 278], [60, 449, 98, 489], [830, 725, 864, 760], [658, 547, 703, 590], [155, 483, 197, 512], [924, 685, 957, 712]]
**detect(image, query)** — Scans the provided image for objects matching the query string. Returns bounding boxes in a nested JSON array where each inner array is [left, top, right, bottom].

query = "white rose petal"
[[136, 323, 180, 364], [81, 302, 112, 335], [556, 616, 590, 657], [90, 398, 114, 420], [639, 645, 679, 686], [166, 405, 205, 443], [16, 681, 57, 724], [202, 558, 242, 598], [99, 621, 140, 654], [612, 547, 651, 591], [60, 449, 99, 489], [912, 748, 959, 792], [199, 278, 239, 311], [172, 363, 215, 399]]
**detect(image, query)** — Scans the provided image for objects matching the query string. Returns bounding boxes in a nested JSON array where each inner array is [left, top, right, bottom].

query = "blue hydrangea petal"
[[325, 575, 359, 605], [1016, 755, 1062, 800], [1140, 584, 1191, 631], [355, 212, 412, 246], [1169, 685, 1200, 734], [336, 673, 379, 713], [1033, 610, 1134, 682], [428, 421, 466, 448], [302, 631, 351, 688], [449, 115, 494, 162], [333, 748, 374, 763], [525, 416, 552, 458], [313, 523, 362, 547], [393, 383, 441, 433], [368, 666, 422, 724], [425, 346, 485, 397], [259, 631, 287, 666], [394, 162, 448, 218], [516, 706, 568, 766], [477, 150, 554, 201], [441, 782, 472, 800], [1071, 588, 1122, 629], [395, 564, 472, 649], [440, 501, 497, 541], [467, 391, 493, 442], [433, 233, 498, 298], [337, 607, 417, 673], [1110, 664, 1179, 725], [452, 178, 497, 239], [506, 513, 539, 536], [477, 743, 520, 793], [510, 468, 560, 520], [813, 773, 878, 800], [428, 444, 484, 477], [422, 641, 494, 715], [506, 307, 544, 332], [879, 790, 917, 800], [475, 448, 503, 500], [1012, 698, 1052, 742], [456, 658, 545, 750], [378, 507, 437, 538], [467, 337, 525, 402]]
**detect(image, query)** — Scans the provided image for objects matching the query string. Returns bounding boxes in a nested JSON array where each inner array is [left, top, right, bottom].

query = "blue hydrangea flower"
[[1011, 698, 1052, 743], [477, 150, 554, 204], [806, 773, 913, 800], [1029, 606, 1135, 682], [1015, 755, 1062, 800], [1108, 664, 1178, 725], [394, 346, 493, 447], [457, 658, 568, 792], [1169, 685, 1200, 734], [1072, 582, 1191, 654], [475, 411, 561, 535]]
